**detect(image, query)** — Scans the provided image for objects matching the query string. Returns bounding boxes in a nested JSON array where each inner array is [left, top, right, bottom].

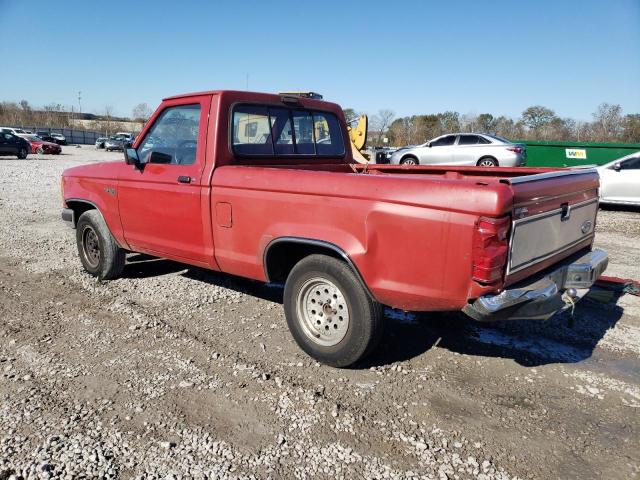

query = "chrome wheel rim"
[[478, 159, 496, 167], [82, 226, 100, 268], [296, 277, 350, 347], [402, 158, 417, 165]]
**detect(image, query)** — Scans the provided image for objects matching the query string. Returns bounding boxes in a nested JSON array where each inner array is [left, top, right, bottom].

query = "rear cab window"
[[231, 104, 345, 159]]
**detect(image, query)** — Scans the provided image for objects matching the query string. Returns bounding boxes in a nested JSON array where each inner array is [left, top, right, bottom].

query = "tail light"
[[507, 146, 523, 154], [472, 216, 510, 283]]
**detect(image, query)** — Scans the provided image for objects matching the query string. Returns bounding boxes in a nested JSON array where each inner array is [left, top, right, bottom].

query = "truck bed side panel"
[[210, 166, 504, 311]]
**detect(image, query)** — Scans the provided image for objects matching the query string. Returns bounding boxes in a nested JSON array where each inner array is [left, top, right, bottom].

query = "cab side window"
[[137, 104, 201, 165]]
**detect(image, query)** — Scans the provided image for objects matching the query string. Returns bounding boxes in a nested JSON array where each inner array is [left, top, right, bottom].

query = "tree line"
[[0, 100, 154, 135], [0, 100, 75, 129], [4, 99, 638, 145], [346, 103, 640, 147]]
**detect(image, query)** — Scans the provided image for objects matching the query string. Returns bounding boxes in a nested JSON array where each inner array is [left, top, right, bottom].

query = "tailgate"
[[503, 169, 600, 283]]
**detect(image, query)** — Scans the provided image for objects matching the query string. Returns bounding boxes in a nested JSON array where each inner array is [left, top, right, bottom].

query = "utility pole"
[[78, 91, 82, 117], [245, 73, 249, 91]]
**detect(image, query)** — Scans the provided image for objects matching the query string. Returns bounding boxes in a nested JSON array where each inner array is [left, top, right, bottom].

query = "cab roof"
[[162, 90, 340, 112]]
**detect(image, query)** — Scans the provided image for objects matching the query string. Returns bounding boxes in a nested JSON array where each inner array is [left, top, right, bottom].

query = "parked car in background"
[[597, 153, 640, 207], [0, 127, 28, 136], [389, 133, 526, 167], [104, 136, 127, 152], [36, 131, 56, 143], [115, 132, 136, 143], [17, 134, 62, 154], [50, 133, 67, 145], [0, 132, 30, 159], [95, 137, 108, 149]]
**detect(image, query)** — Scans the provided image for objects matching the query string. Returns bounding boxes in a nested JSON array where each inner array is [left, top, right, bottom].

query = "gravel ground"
[[0, 146, 639, 479]]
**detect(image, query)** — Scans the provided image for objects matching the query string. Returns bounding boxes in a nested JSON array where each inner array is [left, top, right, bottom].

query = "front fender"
[[63, 175, 128, 249]]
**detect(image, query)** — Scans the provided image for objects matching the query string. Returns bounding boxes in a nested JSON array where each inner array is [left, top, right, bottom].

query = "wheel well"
[[477, 155, 498, 166], [65, 200, 97, 227], [264, 240, 346, 284], [401, 155, 418, 163]]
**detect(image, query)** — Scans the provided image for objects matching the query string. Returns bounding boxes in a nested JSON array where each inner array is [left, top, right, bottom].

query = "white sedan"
[[597, 153, 640, 207]]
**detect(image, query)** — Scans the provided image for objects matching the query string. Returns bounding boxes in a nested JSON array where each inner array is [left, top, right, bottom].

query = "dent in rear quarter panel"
[[65, 175, 128, 249], [362, 204, 450, 310]]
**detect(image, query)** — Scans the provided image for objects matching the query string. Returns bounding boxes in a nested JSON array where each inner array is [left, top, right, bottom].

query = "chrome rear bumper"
[[463, 248, 608, 322]]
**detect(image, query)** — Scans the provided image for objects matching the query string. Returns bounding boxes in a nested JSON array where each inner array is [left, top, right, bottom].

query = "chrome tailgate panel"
[[507, 198, 598, 275]]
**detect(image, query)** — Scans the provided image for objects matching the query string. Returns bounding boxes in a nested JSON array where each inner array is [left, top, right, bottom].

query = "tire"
[[400, 156, 419, 166], [36, 146, 44, 154], [17, 147, 28, 159], [283, 254, 384, 368], [477, 157, 498, 167], [76, 210, 125, 280]]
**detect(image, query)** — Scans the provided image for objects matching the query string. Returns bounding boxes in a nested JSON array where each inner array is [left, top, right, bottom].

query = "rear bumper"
[[463, 248, 608, 322]]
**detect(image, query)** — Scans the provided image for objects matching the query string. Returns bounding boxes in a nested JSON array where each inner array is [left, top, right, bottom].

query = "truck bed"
[[211, 163, 599, 308]]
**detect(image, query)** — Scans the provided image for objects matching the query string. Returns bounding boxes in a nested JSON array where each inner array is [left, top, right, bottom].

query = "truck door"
[[117, 96, 211, 264]]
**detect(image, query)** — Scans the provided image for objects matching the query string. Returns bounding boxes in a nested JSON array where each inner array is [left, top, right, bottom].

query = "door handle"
[[177, 176, 191, 184]]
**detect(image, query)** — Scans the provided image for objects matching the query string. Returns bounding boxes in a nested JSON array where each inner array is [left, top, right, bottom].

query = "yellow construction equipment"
[[347, 114, 369, 163]]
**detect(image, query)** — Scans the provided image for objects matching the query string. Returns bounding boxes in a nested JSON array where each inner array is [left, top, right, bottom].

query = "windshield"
[[25, 135, 42, 141]]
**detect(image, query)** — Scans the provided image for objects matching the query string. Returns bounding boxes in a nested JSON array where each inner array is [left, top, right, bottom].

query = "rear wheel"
[[17, 147, 28, 159], [400, 156, 418, 166], [477, 157, 498, 167], [283, 254, 384, 368], [76, 210, 125, 280]]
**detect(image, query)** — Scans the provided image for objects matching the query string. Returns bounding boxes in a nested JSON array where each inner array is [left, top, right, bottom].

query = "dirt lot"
[[0, 146, 638, 479]]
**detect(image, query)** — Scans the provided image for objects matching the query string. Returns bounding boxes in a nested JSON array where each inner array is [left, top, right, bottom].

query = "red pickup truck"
[[61, 90, 608, 367]]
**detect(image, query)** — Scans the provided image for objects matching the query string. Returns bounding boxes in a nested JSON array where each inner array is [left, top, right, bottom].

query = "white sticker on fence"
[[565, 148, 587, 160]]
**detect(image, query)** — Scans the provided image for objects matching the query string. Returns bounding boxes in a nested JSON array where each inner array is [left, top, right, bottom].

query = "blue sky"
[[1, 0, 638, 120]]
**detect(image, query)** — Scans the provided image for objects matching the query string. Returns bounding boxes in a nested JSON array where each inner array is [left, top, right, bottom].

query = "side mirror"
[[428, 142, 432, 148], [613, 162, 621, 171], [124, 147, 140, 166]]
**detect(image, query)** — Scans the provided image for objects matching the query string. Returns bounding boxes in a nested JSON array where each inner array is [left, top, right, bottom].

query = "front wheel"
[[17, 147, 28, 159], [283, 254, 384, 368], [36, 146, 44, 154], [477, 157, 498, 167], [76, 210, 125, 280]]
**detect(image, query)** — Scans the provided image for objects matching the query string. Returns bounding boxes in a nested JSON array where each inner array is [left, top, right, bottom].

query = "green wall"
[[516, 140, 640, 167]]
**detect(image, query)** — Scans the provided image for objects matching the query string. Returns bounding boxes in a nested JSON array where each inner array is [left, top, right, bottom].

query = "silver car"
[[389, 133, 526, 167], [597, 153, 640, 207]]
